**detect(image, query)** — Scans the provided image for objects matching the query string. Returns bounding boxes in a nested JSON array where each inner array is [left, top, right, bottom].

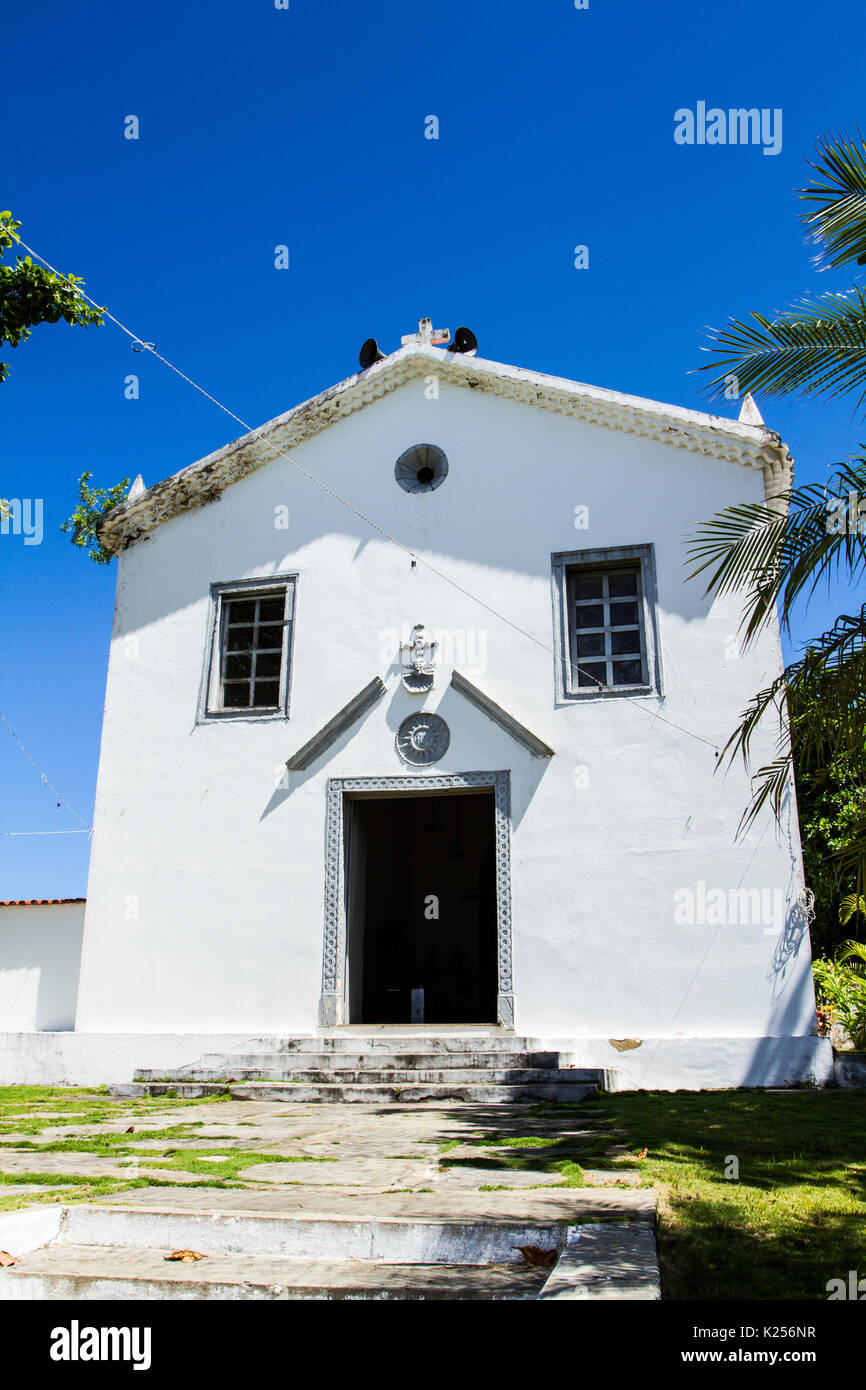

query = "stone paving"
[[0, 1092, 645, 1208], [0, 1090, 657, 1299]]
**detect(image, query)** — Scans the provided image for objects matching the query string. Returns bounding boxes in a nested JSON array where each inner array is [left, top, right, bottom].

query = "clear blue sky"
[[2, 0, 864, 897]]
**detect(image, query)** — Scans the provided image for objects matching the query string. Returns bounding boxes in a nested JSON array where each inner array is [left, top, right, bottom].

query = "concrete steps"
[[135, 1050, 570, 1073], [2, 1245, 549, 1300], [113, 1081, 598, 1104], [113, 1035, 607, 1105], [133, 1067, 595, 1085], [232, 1081, 599, 1103], [0, 1190, 659, 1301], [200, 1034, 545, 1053]]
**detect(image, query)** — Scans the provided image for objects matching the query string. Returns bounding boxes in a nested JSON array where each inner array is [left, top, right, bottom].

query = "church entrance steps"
[[111, 1035, 608, 1103], [200, 1032, 559, 1053], [135, 1068, 596, 1086], [142, 1049, 569, 1072], [113, 1081, 599, 1103], [229, 1081, 600, 1103], [1, 1189, 658, 1301]]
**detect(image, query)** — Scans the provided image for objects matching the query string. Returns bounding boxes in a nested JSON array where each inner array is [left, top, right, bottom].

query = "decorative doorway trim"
[[319, 771, 514, 1027]]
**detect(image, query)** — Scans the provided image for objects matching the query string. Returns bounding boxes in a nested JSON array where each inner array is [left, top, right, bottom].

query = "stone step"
[[1, 1244, 550, 1301], [132, 1067, 598, 1086], [246, 1079, 600, 1104], [111, 1082, 232, 1100], [56, 1191, 655, 1258], [155, 1050, 565, 1074], [4, 1229, 662, 1301], [118, 1036, 607, 1105], [537, 1223, 661, 1301], [231, 1081, 600, 1104], [198, 1035, 544, 1055], [112, 1080, 599, 1103], [1, 1191, 657, 1301], [87, 1186, 656, 1224]]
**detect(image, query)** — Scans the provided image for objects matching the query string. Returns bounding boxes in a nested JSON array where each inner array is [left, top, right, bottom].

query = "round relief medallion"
[[396, 712, 451, 766]]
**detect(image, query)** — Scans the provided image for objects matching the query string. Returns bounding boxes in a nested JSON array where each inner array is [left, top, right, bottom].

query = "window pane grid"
[[569, 566, 647, 690], [219, 591, 287, 710]]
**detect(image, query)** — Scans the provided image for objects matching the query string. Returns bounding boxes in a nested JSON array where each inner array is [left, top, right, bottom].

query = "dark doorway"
[[344, 791, 498, 1024]]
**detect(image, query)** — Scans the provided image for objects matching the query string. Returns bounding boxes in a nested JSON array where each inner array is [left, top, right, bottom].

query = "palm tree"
[[688, 132, 866, 905]]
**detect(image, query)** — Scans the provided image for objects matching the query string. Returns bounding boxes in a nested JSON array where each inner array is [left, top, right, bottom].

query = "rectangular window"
[[570, 564, 645, 690], [201, 577, 296, 719], [552, 545, 660, 700]]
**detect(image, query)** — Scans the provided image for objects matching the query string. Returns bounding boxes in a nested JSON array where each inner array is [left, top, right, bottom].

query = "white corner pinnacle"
[[738, 392, 764, 427], [127, 475, 147, 499]]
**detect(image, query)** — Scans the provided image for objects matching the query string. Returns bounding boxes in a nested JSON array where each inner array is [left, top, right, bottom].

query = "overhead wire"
[[0, 712, 93, 831], [13, 235, 721, 755]]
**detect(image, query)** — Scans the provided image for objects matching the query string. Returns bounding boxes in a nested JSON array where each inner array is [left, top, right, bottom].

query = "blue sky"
[[2, 0, 865, 897]]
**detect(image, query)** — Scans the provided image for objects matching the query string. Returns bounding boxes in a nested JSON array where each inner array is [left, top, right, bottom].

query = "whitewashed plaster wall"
[[0, 903, 84, 1031], [74, 379, 817, 1057]]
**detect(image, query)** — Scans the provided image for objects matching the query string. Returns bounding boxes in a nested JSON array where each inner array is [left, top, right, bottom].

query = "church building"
[[0, 321, 832, 1090]]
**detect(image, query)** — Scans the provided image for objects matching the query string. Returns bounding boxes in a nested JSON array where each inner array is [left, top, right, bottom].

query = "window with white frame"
[[552, 545, 659, 699], [202, 578, 295, 718]]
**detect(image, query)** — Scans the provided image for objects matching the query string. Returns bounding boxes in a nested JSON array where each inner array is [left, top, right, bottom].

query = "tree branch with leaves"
[[61, 472, 131, 565], [0, 212, 103, 383]]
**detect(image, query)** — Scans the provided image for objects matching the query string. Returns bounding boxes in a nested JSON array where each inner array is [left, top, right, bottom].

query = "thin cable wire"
[[0, 713, 92, 829], [1, 829, 91, 836], [15, 235, 720, 753]]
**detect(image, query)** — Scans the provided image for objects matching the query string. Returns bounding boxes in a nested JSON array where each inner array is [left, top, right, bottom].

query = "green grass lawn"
[[0, 1086, 322, 1211], [582, 1089, 866, 1300]]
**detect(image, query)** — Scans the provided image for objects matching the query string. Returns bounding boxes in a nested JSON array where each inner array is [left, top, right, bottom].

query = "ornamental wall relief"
[[396, 712, 451, 766]]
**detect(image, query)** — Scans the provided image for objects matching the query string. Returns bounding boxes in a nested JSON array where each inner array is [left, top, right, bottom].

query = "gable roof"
[[98, 344, 792, 554]]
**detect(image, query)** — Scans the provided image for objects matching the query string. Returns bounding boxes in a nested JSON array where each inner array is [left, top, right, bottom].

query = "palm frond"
[[800, 132, 866, 271], [687, 455, 866, 643], [779, 609, 866, 768], [717, 607, 866, 840], [699, 289, 866, 408], [832, 831, 866, 912], [736, 757, 793, 839]]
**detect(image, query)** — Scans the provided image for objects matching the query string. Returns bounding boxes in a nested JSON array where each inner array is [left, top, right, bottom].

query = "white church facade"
[[0, 325, 833, 1088]]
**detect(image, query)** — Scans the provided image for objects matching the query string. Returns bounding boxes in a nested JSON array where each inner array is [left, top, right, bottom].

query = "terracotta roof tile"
[[0, 898, 86, 906]]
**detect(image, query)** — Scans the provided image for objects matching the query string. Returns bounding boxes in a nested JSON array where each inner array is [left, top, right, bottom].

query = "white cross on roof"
[[401, 317, 450, 347]]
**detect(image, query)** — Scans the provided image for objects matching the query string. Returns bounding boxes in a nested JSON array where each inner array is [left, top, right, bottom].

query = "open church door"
[[343, 796, 368, 1022], [347, 791, 498, 1024]]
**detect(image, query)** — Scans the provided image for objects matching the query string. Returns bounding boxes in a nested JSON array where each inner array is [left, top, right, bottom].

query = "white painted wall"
[[0, 903, 84, 1031], [73, 379, 820, 1071]]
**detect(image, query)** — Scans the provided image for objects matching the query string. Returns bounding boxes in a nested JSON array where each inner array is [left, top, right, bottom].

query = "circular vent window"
[[395, 443, 448, 494]]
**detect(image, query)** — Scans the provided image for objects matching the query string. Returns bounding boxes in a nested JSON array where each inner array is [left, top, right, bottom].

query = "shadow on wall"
[[262, 676, 549, 822], [0, 903, 85, 1031]]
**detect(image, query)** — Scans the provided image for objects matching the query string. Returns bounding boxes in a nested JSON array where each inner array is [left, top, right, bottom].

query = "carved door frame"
[[319, 771, 514, 1027]]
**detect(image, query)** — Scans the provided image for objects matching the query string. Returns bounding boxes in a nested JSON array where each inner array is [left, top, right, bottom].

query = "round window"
[[395, 443, 448, 494]]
